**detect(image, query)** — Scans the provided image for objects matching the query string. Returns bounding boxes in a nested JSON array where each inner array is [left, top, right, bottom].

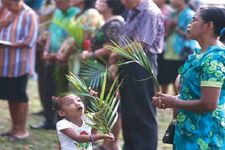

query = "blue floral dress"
[[174, 45, 225, 150]]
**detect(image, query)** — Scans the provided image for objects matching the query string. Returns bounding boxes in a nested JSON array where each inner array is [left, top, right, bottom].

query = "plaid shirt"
[[123, 0, 165, 54], [0, 4, 38, 77]]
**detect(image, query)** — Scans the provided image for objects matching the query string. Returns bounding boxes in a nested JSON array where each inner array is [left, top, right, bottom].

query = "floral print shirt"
[[175, 45, 225, 150]]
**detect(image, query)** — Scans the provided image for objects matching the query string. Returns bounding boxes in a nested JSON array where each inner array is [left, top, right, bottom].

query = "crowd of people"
[[0, 0, 225, 150]]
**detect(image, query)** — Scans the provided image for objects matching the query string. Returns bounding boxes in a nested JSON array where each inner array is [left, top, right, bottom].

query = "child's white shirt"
[[57, 115, 93, 150]]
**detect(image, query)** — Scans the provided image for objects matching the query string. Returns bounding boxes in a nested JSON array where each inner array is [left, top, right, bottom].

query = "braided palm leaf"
[[104, 36, 159, 92]]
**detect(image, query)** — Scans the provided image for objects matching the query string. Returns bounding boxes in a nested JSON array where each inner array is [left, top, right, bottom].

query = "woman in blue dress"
[[153, 7, 225, 149]]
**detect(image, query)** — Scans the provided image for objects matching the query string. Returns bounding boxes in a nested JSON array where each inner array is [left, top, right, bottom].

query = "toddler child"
[[52, 93, 114, 150]]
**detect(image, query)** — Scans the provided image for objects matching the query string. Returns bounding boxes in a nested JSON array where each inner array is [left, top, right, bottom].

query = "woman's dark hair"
[[184, 0, 190, 4], [199, 7, 225, 36], [46, 0, 52, 5], [106, 0, 125, 15], [82, 0, 95, 13]]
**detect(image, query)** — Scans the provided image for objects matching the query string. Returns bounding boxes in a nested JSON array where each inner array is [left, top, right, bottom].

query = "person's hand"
[[43, 51, 56, 60], [0, 14, 14, 28], [37, 32, 48, 45], [152, 93, 177, 109], [108, 64, 118, 80], [88, 87, 98, 97], [102, 133, 115, 142], [56, 52, 67, 63], [80, 51, 92, 60]]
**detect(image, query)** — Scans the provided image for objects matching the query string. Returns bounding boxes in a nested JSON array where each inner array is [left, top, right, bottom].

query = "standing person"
[[158, 0, 199, 94], [30, 0, 80, 129], [0, 0, 38, 141], [153, 7, 225, 149], [32, 0, 55, 116], [119, 0, 164, 150], [57, 0, 104, 75], [154, 0, 175, 94]]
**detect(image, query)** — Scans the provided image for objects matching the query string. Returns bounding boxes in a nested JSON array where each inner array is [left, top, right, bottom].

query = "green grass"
[[0, 80, 173, 150]]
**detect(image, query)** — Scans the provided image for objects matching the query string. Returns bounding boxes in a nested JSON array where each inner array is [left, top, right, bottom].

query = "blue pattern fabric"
[[48, 7, 80, 53], [174, 45, 225, 150]]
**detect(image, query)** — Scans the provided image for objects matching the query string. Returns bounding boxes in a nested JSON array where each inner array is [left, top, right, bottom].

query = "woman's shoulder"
[[204, 45, 225, 56], [200, 45, 225, 64]]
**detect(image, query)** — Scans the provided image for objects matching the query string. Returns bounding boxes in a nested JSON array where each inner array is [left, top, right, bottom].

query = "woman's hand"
[[43, 51, 56, 61], [56, 52, 67, 63], [152, 93, 177, 109], [80, 51, 92, 60]]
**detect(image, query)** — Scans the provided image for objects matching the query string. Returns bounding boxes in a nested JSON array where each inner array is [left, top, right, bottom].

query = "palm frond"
[[79, 59, 106, 90], [66, 71, 121, 134], [66, 72, 91, 98], [53, 18, 85, 52], [104, 36, 159, 92]]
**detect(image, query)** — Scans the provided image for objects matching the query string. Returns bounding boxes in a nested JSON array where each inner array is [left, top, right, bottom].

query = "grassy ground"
[[0, 80, 173, 150]]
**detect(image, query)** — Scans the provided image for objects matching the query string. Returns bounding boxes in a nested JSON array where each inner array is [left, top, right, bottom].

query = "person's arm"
[[153, 87, 220, 113], [0, 12, 13, 32], [56, 37, 77, 62], [61, 128, 114, 143], [43, 34, 55, 60], [175, 87, 220, 112], [80, 47, 111, 60]]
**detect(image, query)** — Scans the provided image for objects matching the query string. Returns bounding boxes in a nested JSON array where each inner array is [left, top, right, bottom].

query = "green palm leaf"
[[104, 36, 159, 92], [66, 71, 121, 133], [79, 59, 106, 90], [53, 18, 85, 52]]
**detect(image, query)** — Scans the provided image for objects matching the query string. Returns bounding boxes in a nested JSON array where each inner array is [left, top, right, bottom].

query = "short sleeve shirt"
[[175, 45, 225, 149], [57, 115, 93, 150]]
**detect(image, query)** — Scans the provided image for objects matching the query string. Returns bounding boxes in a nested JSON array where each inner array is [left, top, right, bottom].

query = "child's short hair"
[[52, 92, 74, 111]]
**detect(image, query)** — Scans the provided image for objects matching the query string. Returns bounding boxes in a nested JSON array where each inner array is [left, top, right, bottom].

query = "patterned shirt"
[[175, 45, 225, 149], [57, 116, 94, 150], [49, 7, 80, 53], [0, 5, 38, 77], [123, 0, 164, 54], [77, 8, 104, 39]]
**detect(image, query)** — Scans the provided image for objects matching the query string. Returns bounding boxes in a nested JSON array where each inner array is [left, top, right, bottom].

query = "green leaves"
[[66, 71, 121, 134], [79, 59, 106, 90], [53, 18, 85, 52], [104, 36, 159, 92], [66, 72, 90, 98]]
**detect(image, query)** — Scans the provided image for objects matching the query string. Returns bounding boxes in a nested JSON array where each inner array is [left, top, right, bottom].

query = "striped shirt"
[[123, 0, 165, 54], [0, 4, 38, 77]]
